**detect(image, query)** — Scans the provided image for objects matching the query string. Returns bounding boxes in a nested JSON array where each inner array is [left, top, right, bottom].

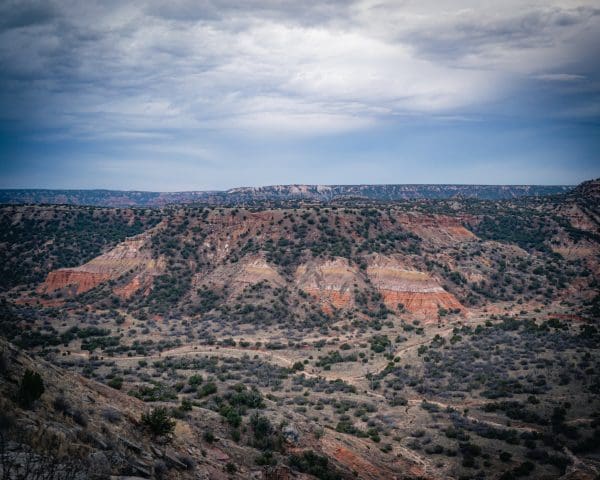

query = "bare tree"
[[0, 424, 90, 480]]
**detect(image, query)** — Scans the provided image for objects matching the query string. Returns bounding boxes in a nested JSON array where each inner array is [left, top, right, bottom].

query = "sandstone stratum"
[[366, 254, 463, 319], [38, 234, 165, 298]]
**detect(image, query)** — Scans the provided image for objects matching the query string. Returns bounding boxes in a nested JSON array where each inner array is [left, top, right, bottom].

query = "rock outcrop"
[[39, 236, 162, 296], [195, 253, 284, 292], [366, 255, 463, 320], [398, 213, 477, 244], [295, 257, 365, 314]]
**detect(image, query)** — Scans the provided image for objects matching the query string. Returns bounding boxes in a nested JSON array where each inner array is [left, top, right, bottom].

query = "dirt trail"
[[109, 344, 294, 366]]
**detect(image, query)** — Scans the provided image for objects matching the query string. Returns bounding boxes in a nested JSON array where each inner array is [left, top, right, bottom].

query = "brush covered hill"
[[6, 189, 595, 325], [1, 336, 388, 480]]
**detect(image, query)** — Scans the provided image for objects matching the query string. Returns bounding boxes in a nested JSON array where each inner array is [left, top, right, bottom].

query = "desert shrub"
[[53, 395, 71, 414], [336, 418, 366, 437], [369, 335, 390, 353], [250, 413, 284, 451], [288, 450, 342, 480], [141, 407, 176, 436], [108, 376, 123, 390], [225, 383, 264, 409], [388, 395, 408, 406], [17, 369, 44, 408], [180, 398, 193, 411], [420, 400, 440, 412], [292, 361, 304, 371], [256, 450, 277, 466], [130, 382, 178, 402], [71, 409, 88, 427], [197, 382, 217, 397], [483, 401, 547, 425], [188, 374, 203, 387], [499, 461, 535, 479], [251, 413, 272, 440], [499, 451, 512, 462]]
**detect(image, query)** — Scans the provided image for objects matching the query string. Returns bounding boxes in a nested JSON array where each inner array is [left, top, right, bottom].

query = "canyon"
[[1, 180, 598, 480]]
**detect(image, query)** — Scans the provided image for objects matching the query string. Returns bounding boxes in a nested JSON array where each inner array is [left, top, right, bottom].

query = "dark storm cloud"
[[146, 0, 354, 26], [393, 6, 600, 62], [0, 0, 59, 31]]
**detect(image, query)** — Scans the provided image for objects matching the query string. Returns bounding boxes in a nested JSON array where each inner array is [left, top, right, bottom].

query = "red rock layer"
[[113, 274, 153, 299], [41, 270, 112, 295], [396, 213, 477, 244], [295, 257, 364, 313], [380, 290, 463, 319], [38, 236, 162, 297], [367, 254, 464, 319], [304, 287, 353, 314]]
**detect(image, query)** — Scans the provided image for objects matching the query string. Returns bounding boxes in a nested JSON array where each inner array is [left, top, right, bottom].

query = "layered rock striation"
[[39, 236, 162, 297], [366, 255, 463, 319]]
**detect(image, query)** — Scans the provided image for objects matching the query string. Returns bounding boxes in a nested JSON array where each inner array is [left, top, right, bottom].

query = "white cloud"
[[535, 73, 586, 82]]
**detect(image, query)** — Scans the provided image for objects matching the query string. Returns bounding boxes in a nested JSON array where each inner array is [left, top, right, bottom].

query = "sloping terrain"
[[39, 234, 164, 296], [366, 254, 463, 319]]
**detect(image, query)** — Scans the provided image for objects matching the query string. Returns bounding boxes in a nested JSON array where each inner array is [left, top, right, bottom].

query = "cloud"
[[0, 0, 58, 31], [0, 0, 599, 144], [535, 73, 586, 82]]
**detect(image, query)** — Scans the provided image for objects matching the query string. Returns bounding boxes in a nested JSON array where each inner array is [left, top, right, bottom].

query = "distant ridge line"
[[0, 184, 574, 207]]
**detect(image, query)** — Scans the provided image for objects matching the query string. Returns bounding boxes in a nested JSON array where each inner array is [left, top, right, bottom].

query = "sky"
[[0, 0, 599, 190]]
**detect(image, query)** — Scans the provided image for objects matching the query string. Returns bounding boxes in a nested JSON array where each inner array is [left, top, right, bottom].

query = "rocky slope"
[[38, 233, 164, 297], [295, 257, 365, 313], [366, 255, 463, 319], [0, 338, 242, 480], [26, 187, 598, 322], [0, 336, 437, 480], [33, 211, 467, 320]]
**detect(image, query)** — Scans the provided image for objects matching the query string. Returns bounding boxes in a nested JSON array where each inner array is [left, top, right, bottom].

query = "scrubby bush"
[[197, 382, 217, 397], [203, 430, 215, 443], [141, 407, 176, 436], [108, 376, 123, 390], [289, 450, 341, 480], [17, 369, 44, 408]]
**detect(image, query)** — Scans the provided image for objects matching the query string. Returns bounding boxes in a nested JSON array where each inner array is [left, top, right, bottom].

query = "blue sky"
[[0, 0, 599, 190]]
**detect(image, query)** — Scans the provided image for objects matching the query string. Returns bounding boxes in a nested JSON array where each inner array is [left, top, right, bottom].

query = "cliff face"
[[41, 270, 113, 295], [22, 185, 599, 323], [295, 257, 365, 313], [366, 255, 463, 319], [195, 253, 284, 292], [291, 255, 463, 318], [397, 213, 477, 245], [38, 236, 162, 297]]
